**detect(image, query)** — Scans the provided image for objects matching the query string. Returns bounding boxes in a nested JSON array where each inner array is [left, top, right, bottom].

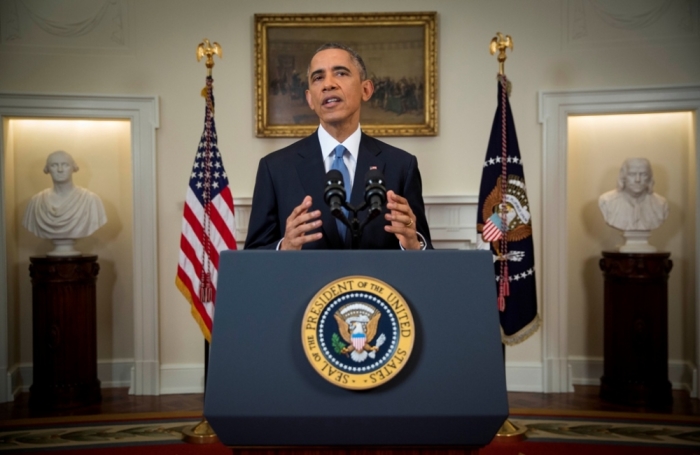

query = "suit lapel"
[[295, 132, 344, 248]]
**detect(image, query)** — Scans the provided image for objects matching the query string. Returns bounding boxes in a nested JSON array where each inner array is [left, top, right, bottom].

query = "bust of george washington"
[[22, 150, 107, 256]]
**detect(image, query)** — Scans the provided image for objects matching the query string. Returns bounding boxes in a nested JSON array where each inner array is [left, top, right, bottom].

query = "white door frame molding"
[[0, 93, 160, 402], [539, 85, 700, 393]]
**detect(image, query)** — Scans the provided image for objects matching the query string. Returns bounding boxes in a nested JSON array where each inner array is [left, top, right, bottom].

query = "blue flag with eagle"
[[477, 76, 540, 345]]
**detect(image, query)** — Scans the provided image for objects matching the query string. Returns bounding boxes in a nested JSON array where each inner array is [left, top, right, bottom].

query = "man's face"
[[46, 153, 74, 184], [623, 160, 651, 197], [305, 48, 373, 130]]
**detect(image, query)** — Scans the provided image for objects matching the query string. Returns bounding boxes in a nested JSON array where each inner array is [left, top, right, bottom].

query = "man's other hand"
[[280, 196, 323, 250], [384, 190, 421, 250]]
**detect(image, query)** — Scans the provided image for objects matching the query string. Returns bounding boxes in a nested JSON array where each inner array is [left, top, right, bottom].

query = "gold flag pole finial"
[[196, 39, 222, 77], [489, 32, 513, 76]]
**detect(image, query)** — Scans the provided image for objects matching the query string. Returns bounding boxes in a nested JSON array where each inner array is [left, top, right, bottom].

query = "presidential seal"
[[301, 276, 415, 390]]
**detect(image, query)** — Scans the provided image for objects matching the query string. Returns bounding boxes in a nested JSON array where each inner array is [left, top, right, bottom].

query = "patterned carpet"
[[509, 415, 700, 447], [1, 411, 699, 453], [1, 419, 200, 452]]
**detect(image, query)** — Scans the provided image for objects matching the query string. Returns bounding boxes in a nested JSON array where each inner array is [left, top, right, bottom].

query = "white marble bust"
[[598, 157, 668, 252], [22, 150, 107, 256]]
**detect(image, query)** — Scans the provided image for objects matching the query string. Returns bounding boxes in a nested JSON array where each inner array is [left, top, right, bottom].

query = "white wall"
[[1, 0, 699, 392]]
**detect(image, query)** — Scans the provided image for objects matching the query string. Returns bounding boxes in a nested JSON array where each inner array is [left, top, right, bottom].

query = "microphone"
[[364, 169, 386, 216], [324, 169, 346, 215]]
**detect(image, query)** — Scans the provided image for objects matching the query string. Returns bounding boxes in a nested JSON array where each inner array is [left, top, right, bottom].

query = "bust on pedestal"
[[598, 157, 668, 252], [598, 157, 672, 407], [22, 151, 106, 410], [22, 150, 107, 256]]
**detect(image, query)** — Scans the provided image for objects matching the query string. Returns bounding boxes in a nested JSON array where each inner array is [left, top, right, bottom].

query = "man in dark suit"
[[245, 43, 431, 250]]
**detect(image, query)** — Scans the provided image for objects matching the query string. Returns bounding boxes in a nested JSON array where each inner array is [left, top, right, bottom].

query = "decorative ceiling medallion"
[[301, 276, 415, 390]]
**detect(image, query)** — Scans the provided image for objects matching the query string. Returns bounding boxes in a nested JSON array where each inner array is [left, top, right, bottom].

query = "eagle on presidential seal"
[[478, 175, 533, 259], [334, 302, 386, 363]]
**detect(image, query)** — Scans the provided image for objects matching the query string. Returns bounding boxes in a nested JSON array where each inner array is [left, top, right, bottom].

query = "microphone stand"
[[325, 169, 386, 250], [332, 201, 383, 250]]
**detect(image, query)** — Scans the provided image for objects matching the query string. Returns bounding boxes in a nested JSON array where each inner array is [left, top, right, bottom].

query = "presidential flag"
[[176, 76, 237, 342], [477, 76, 540, 345]]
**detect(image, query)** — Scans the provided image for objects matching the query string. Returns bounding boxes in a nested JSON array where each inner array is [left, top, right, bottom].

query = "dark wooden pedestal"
[[29, 255, 102, 410], [599, 252, 673, 408]]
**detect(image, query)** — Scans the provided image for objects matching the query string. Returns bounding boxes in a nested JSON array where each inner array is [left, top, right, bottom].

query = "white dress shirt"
[[318, 123, 361, 187]]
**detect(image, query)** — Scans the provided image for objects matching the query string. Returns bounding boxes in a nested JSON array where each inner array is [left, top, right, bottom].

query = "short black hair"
[[307, 42, 368, 81]]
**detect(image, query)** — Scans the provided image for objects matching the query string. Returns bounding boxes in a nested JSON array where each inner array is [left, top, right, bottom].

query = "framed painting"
[[254, 12, 437, 138]]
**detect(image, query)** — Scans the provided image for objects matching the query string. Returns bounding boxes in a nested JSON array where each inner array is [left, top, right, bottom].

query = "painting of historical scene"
[[267, 25, 426, 126], [256, 13, 436, 137]]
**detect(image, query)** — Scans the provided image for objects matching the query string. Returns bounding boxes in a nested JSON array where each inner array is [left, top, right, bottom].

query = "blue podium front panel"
[[205, 250, 507, 447]]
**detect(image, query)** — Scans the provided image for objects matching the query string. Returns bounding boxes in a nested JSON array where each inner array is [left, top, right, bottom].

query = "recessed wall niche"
[[540, 86, 700, 394], [566, 112, 697, 382], [3, 118, 134, 389]]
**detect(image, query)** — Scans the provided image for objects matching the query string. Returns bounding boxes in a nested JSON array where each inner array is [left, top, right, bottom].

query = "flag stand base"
[[493, 418, 527, 443], [182, 418, 219, 444]]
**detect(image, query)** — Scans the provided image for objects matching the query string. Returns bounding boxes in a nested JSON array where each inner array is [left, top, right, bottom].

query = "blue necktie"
[[330, 145, 351, 240]]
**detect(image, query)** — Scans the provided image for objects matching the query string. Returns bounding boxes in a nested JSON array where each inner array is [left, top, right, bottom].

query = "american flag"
[[176, 76, 237, 342]]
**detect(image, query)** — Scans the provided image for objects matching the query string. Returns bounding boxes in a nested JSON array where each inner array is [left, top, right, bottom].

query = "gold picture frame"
[[254, 12, 437, 138]]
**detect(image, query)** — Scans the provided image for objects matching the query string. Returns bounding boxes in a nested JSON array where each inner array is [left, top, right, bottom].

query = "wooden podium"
[[599, 252, 673, 407], [29, 255, 102, 410]]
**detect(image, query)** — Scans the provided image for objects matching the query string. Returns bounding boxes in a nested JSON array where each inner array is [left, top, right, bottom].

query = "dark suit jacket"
[[244, 131, 432, 250]]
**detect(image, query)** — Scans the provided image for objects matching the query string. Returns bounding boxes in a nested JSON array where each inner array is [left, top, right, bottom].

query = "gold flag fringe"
[[501, 314, 541, 346]]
